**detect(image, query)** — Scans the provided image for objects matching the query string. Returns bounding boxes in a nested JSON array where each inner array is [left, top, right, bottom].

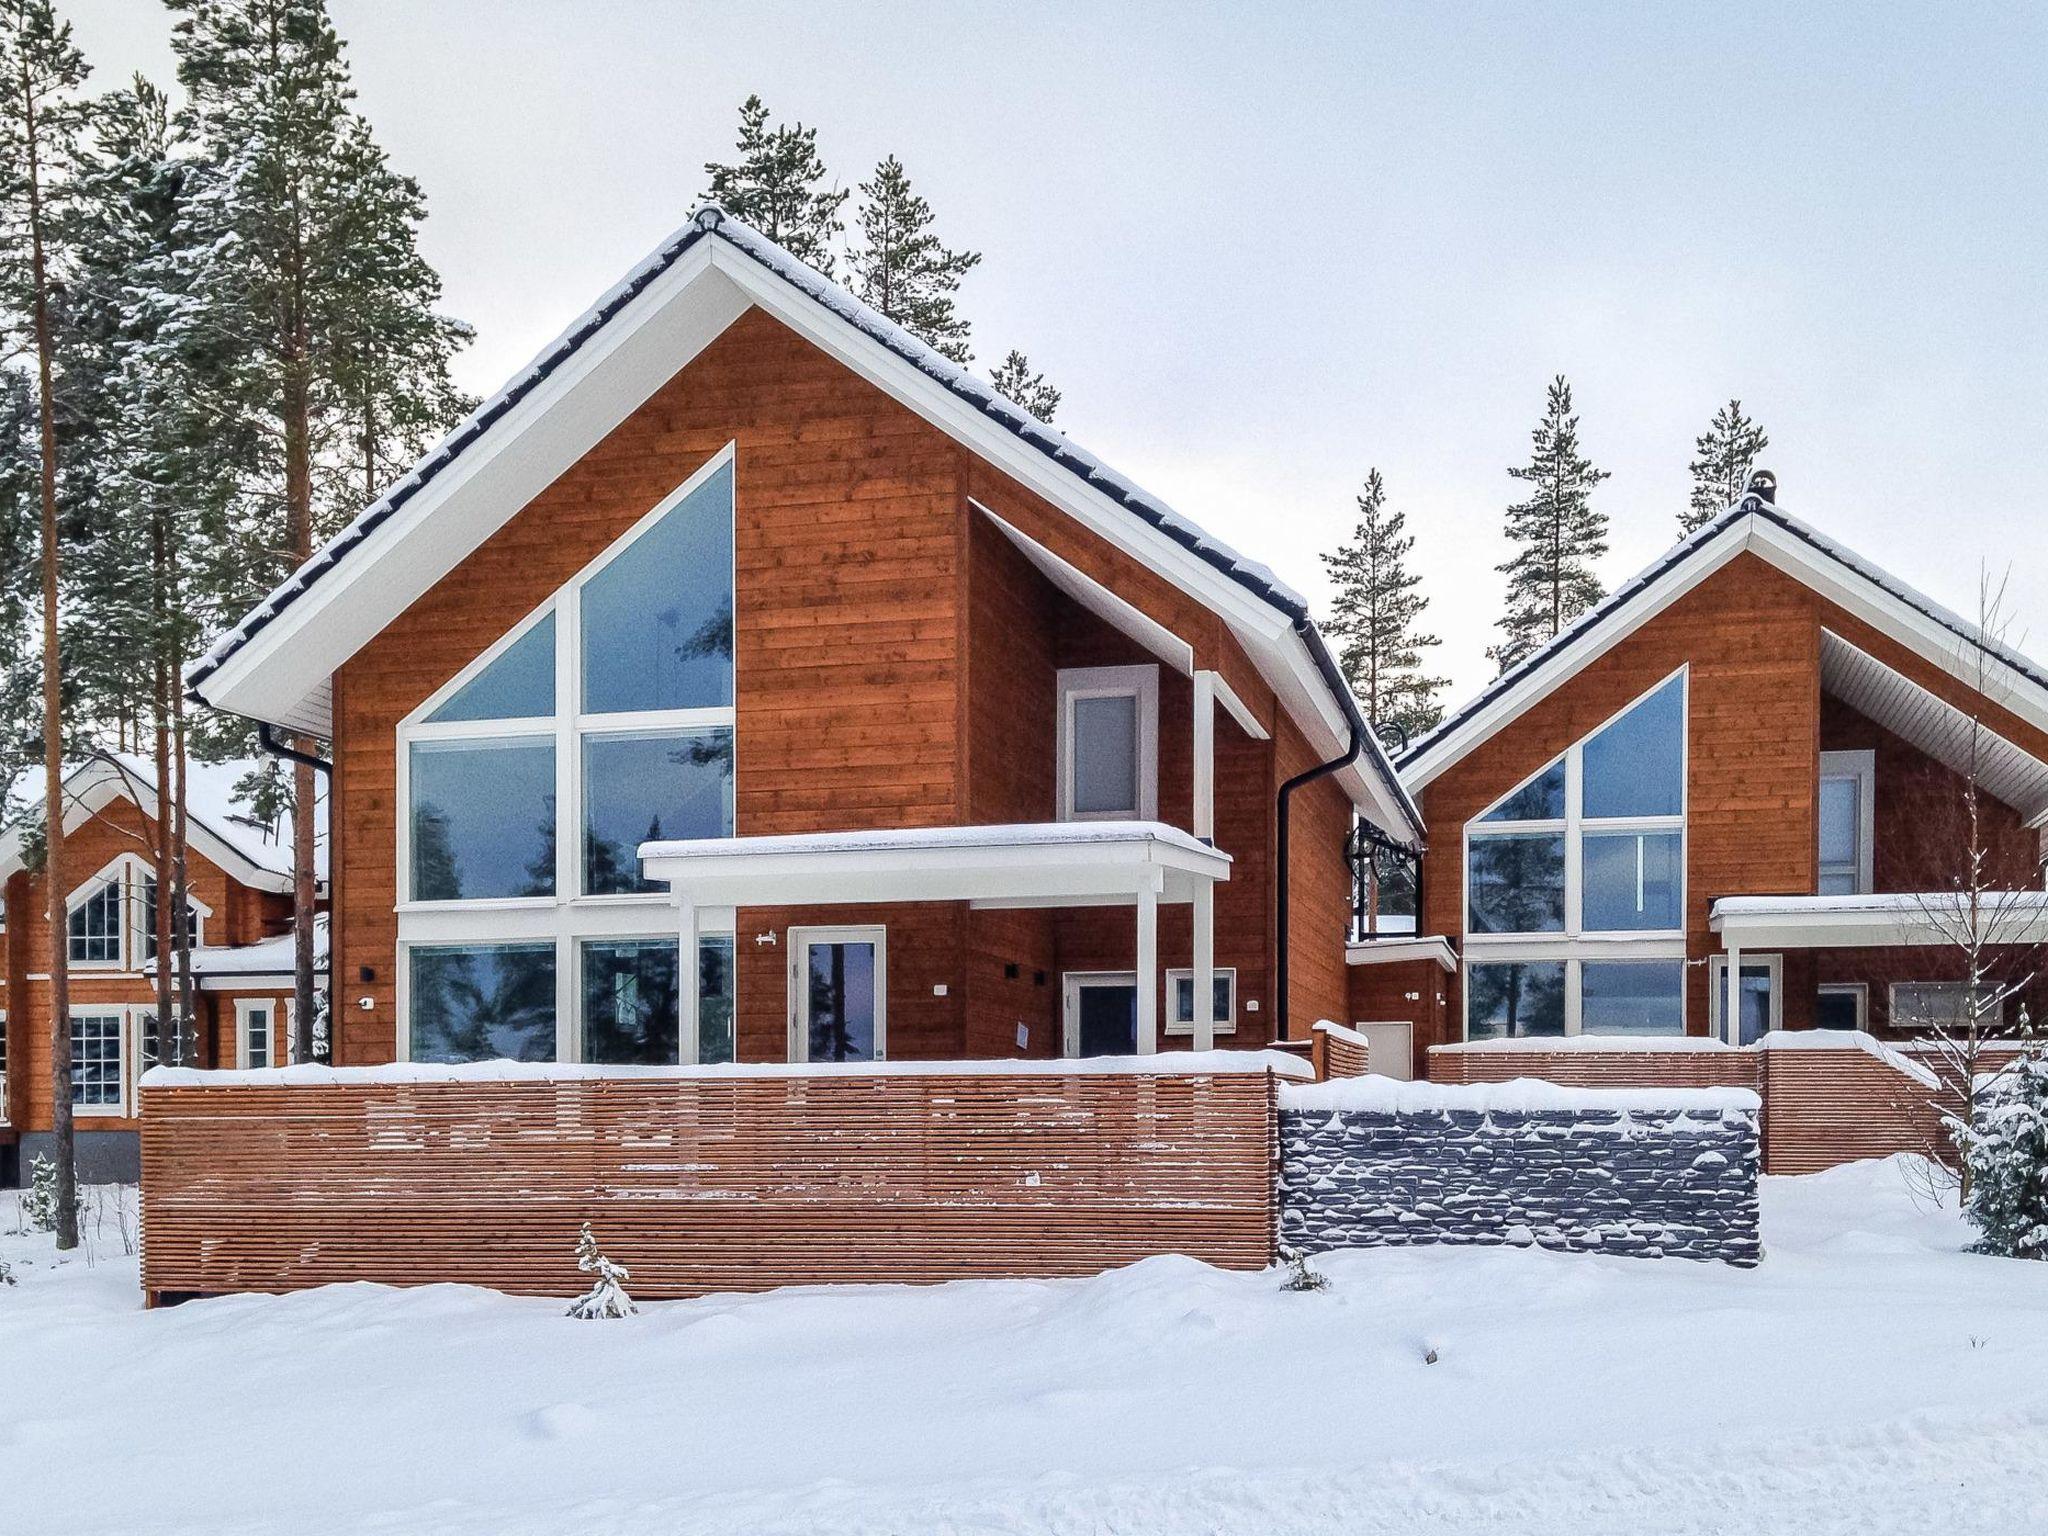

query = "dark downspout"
[[258, 720, 333, 778]]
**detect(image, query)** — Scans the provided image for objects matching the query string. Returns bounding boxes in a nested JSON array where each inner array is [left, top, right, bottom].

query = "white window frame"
[[392, 444, 740, 1064], [234, 998, 284, 1070], [1061, 970, 1140, 1057], [1462, 669, 1689, 1039], [65, 861, 135, 971], [1818, 748, 1876, 895], [1165, 966, 1237, 1036], [787, 925, 888, 1064], [1708, 952, 1784, 1043], [70, 1006, 130, 1117], [140, 874, 210, 962], [1888, 980, 1999, 1032], [1816, 981, 1869, 1031], [1056, 664, 1159, 822]]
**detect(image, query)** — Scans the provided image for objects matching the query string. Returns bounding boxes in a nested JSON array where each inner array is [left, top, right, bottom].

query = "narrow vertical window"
[[1057, 665, 1158, 821]]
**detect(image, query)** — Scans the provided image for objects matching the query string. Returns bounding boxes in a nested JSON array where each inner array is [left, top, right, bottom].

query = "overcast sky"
[[63, 1, 2048, 703]]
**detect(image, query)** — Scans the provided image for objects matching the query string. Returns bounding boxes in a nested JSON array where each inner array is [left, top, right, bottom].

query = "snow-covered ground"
[[2, 1158, 2043, 1536]]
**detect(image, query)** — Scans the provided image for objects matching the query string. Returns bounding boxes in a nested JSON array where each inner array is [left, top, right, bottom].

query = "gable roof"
[[183, 206, 1420, 844], [0, 752, 324, 894], [1399, 493, 2048, 794]]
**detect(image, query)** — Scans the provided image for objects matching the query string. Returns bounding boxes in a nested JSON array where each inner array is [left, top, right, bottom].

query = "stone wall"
[[1279, 1079, 1762, 1265]]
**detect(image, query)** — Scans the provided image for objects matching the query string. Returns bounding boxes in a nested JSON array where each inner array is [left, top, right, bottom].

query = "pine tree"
[[166, 0, 470, 1061], [1682, 398, 1768, 535], [1488, 375, 1609, 675], [701, 94, 846, 274], [847, 155, 979, 363], [989, 349, 1059, 424], [1959, 1036, 2048, 1260], [1322, 468, 1447, 746], [0, 0, 91, 1251]]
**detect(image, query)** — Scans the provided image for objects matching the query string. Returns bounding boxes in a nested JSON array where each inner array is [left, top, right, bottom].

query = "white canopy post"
[[1192, 879, 1215, 1051], [1193, 669, 1216, 842], [677, 895, 701, 1064], [1723, 939, 1742, 1045], [1136, 874, 1159, 1054]]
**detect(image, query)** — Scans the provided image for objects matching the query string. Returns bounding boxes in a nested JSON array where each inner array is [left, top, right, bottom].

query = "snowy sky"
[[64, 1, 2048, 703]]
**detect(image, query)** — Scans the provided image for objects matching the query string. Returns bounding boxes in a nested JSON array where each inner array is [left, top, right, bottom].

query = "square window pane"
[[427, 613, 555, 723], [1581, 960, 1685, 1035], [1815, 989, 1862, 1030], [1583, 677, 1684, 819], [1171, 973, 1233, 1025], [1071, 693, 1139, 815], [1481, 759, 1565, 822], [583, 728, 734, 895], [1582, 830, 1683, 932], [1466, 834, 1566, 933], [1466, 961, 1566, 1039], [582, 940, 679, 1064], [581, 461, 734, 715], [409, 738, 556, 901], [409, 944, 557, 1063]]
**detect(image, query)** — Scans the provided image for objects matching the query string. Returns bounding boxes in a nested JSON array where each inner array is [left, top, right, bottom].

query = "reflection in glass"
[[1467, 833, 1566, 933], [1581, 960, 1685, 1034], [1582, 830, 1683, 931], [807, 939, 878, 1061], [426, 613, 555, 723], [1481, 758, 1565, 822], [1466, 961, 1566, 1038], [409, 943, 556, 1063], [409, 738, 556, 900], [582, 728, 734, 894], [1582, 676, 1684, 819]]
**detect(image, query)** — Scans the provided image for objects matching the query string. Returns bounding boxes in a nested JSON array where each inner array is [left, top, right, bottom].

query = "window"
[[1166, 967, 1237, 1035], [1819, 750, 1874, 896], [236, 1001, 275, 1070], [1462, 671, 1689, 1039], [397, 448, 739, 1064], [69, 880, 122, 966], [1890, 981, 2001, 1032], [579, 937, 736, 1066], [1057, 665, 1158, 821], [1816, 983, 1867, 1031], [408, 944, 558, 1064], [792, 928, 885, 1063], [140, 878, 204, 960], [71, 1011, 125, 1113], [1710, 955, 1782, 1045]]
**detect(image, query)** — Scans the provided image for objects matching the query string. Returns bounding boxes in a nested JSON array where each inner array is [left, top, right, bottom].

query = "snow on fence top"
[[1312, 1020, 1370, 1047], [1432, 1035, 1744, 1054], [143, 1049, 1316, 1091], [1282, 1073, 1760, 1116], [1754, 1027, 1940, 1087]]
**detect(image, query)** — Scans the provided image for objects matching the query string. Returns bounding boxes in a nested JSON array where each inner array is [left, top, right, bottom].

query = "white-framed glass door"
[[234, 999, 278, 1070], [1062, 971, 1139, 1058], [789, 926, 886, 1063], [1709, 953, 1783, 1045]]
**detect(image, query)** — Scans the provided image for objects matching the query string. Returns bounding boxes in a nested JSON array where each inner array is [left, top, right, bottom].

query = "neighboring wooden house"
[[1364, 476, 2048, 1073], [185, 205, 1421, 1080], [0, 754, 323, 1184]]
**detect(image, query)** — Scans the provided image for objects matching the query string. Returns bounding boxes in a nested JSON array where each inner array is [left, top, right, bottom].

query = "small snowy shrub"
[[1959, 1042, 2048, 1261], [566, 1222, 638, 1319], [1278, 1243, 1330, 1293], [22, 1156, 58, 1234]]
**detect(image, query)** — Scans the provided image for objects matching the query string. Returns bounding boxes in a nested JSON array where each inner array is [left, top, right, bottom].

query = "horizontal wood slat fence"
[[1431, 1047, 1761, 1091], [140, 1068, 1281, 1303]]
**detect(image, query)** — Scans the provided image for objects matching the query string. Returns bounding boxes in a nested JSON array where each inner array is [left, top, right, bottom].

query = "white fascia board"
[[977, 503, 1195, 675], [196, 243, 744, 734], [1400, 521, 1755, 793], [1711, 892, 2048, 949], [1744, 518, 2048, 739], [1345, 936, 1457, 972]]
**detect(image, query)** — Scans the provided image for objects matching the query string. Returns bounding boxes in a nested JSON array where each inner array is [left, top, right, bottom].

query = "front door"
[[791, 927, 886, 1062], [1063, 972, 1138, 1057], [1713, 954, 1783, 1045]]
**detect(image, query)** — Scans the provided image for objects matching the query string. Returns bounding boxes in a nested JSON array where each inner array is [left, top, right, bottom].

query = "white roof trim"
[[1401, 506, 2048, 793], [1711, 891, 2048, 949], [639, 820, 1230, 907], [977, 503, 1193, 676], [1345, 935, 1456, 972]]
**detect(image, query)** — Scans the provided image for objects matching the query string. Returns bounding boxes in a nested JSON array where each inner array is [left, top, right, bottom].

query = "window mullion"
[[557, 580, 581, 916], [1565, 745, 1584, 940]]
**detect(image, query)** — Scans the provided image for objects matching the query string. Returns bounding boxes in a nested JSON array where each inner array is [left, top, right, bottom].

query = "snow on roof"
[[183, 204, 1418, 843], [1399, 494, 2048, 782], [145, 1047, 1315, 1090], [1429, 1034, 1746, 1054], [1713, 891, 2048, 918], [188, 914, 329, 977], [1282, 1073, 1760, 1116], [641, 819, 1224, 862], [2, 751, 324, 883]]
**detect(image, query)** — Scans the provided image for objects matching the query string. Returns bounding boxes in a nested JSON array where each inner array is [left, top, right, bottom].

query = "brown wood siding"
[[1278, 717, 1355, 1039], [1344, 958, 1449, 1074], [1428, 1046, 1761, 1090], [138, 1068, 1282, 1299]]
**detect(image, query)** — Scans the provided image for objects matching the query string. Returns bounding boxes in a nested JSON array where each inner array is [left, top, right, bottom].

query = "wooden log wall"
[[1428, 1045, 1761, 1091], [1311, 1022, 1371, 1080], [139, 1067, 1281, 1302]]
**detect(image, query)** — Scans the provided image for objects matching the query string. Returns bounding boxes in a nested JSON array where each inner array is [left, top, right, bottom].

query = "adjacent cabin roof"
[[1399, 494, 2048, 802], [188, 913, 330, 989], [184, 205, 1420, 844], [0, 752, 324, 893]]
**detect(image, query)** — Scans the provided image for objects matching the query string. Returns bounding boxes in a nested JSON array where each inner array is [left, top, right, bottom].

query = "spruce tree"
[[0, 0, 89, 1250], [1960, 1037, 2048, 1260], [1488, 375, 1609, 675], [701, 94, 846, 274], [167, 0, 470, 1061], [989, 349, 1060, 424], [847, 155, 979, 363], [1322, 468, 1447, 746], [1682, 398, 1768, 535]]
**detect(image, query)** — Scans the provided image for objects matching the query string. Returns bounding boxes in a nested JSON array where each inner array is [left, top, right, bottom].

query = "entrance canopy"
[[1711, 891, 2048, 950]]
